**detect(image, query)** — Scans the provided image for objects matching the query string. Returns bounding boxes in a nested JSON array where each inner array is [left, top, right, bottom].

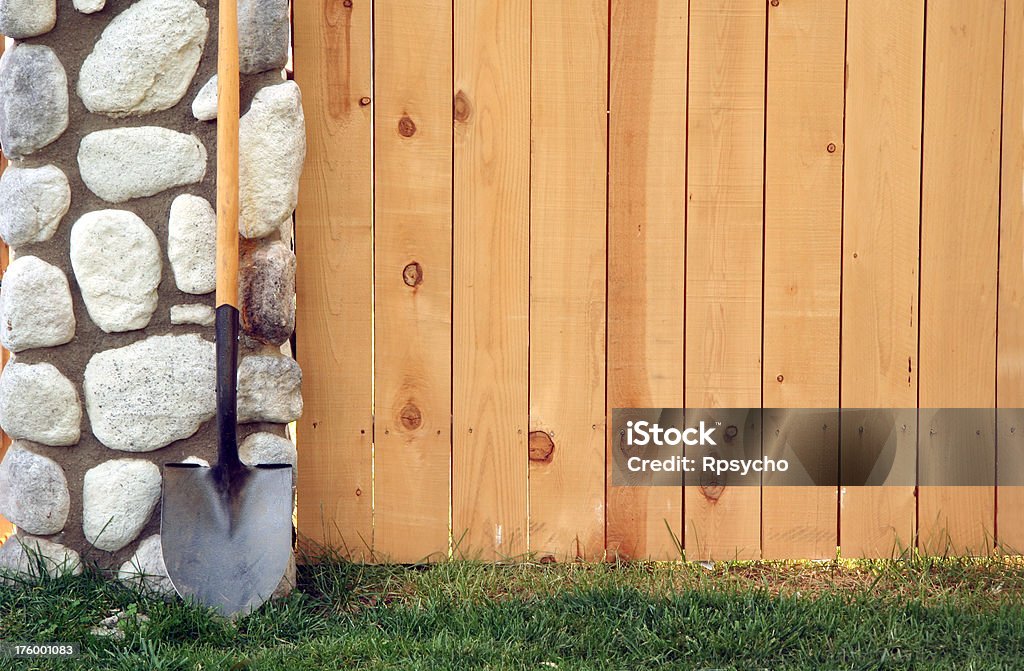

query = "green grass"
[[2, 554, 1024, 670]]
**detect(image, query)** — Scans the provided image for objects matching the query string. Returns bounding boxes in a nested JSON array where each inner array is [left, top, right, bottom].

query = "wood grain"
[[529, 0, 607, 561], [685, 0, 765, 561], [452, 0, 530, 560], [372, 0, 452, 563], [607, 0, 687, 561], [293, 0, 374, 559]]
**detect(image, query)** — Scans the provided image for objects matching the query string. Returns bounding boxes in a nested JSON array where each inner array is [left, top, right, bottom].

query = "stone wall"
[[0, 0, 304, 597]]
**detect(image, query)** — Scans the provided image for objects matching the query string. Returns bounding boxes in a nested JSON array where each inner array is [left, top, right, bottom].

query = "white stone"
[[0, 362, 81, 447], [0, 164, 71, 247], [84, 334, 216, 452], [0, 443, 70, 536], [74, 0, 105, 14], [118, 535, 174, 596], [0, 535, 81, 583], [170, 303, 215, 326], [78, 127, 207, 203], [83, 459, 161, 552], [181, 455, 209, 467], [71, 210, 162, 333], [240, 431, 296, 466], [0, 0, 56, 39], [239, 82, 306, 238], [168, 194, 216, 294], [0, 256, 75, 352], [237, 354, 303, 424], [192, 75, 217, 121], [78, 0, 208, 117], [0, 44, 69, 159]]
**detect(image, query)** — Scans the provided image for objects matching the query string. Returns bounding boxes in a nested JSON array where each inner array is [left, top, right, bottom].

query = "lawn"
[[1, 553, 1023, 670]]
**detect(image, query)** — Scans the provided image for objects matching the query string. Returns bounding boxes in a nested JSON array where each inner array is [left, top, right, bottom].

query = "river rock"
[[0, 443, 70, 536], [70, 210, 161, 333], [83, 459, 161, 552], [239, 431, 296, 466], [237, 354, 302, 423], [0, 0, 56, 38], [78, 127, 207, 203], [168, 194, 216, 294], [74, 0, 105, 14], [170, 303, 215, 326], [192, 75, 217, 121], [0, 535, 81, 583], [239, 0, 289, 74], [239, 82, 306, 238], [240, 240, 295, 345], [0, 256, 75, 352], [84, 334, 216, 452], [78, 0, 208, 117], [0, 362, 81, 447], [117, 535, 174, 596], [0, 44, 69, 159], [0, 164, 71, 247]]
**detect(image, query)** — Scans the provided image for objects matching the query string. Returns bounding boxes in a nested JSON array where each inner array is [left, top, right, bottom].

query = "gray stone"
[[239, 0, 289, 75], [240, 431, 296, 466], [0, 256, 75, 352], [83, 459, 161, 552], [117, 535, 174, 596], [192, 75, 217, 121], [168, 194, 216, 294], [239, 82, 306, 238], [78, 127, 207, 203], [237, 354, 302, 424], [0, 164, 71, 247], [0, 535, 81, 583], [84, 334, 216, 452], [78, 0, 208, 117], [0, 0, 56, 38], [0, 362, 81, 447], [240, 240, 295, 346], [170, 303, 215, 326], [0, 44, 69, 159], [71, 210, 162, 333], [74, 0, 105, 14], [0, 443, 70, 536], [272, 554, 296, 599]]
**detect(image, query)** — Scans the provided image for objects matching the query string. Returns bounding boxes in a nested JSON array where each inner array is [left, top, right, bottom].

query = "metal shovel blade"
[[161, 463, 293, 618]]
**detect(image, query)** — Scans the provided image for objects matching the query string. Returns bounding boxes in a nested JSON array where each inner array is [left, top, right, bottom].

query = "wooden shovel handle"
[[216, 0, 240, 309]]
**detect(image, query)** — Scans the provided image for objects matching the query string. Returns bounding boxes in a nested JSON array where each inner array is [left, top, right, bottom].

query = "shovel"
[[160, 0, 294, 618]]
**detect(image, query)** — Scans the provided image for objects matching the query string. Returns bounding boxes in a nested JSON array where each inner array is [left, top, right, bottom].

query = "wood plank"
[[839, 0, 922, 559], [607, 0, 687, 561], [452, 0, 530, 560], [918, 1, 1003, 556], [529, 0, 607, 561], [293, 0, 374, 559], [372, 0, 452, 563], [998, 0, 1024, 555], [684, 0, 764, 561]]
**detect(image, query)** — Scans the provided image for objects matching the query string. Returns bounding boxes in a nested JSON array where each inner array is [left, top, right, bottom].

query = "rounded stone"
[[74, 0, 106, 14], [0, 256, 75, 353], [117, 534, 174, 596], [239, 0, 290, 75], [0, 362, 81, 447], [170, 303, 215, 326], [71, 210, 162, 333], [0, 535, 81, 583], [0, 443, 70, 536], [192, 75, 218, 121], [0, 0, 56, 39], [240, 82, 306, 239], [83, 459, 162, 552], [237, 354, 303, 424], [0, 44, 69, 159], [240, 240, 296, 346], [168, 194, 216, 295], [78, 0, 208, 117], [84, 334, 216, 452], [0, 164, 71, 248], [78, 127, 207, 203], [240, 431, 297, 466]]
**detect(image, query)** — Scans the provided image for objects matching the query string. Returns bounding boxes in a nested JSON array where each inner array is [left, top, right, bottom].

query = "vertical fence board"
[[918, 2, 1003, 555], [529, 0, 608, 561], [998, 0, 1024, 554], [684, 0, 765, 560], [760, 0, 844, 560], [840, 0, 922, 558], [607, 0, 687, 561], [373, 0, 453, 563], [294, 0, 374, 558], [452, 0, 530, 560]]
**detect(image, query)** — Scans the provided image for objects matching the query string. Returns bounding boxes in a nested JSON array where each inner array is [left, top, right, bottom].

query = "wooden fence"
[[292, 0, 1024, 562]]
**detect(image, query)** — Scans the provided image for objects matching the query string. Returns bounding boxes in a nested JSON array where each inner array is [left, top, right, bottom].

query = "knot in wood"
[[529, 431, 555, 463], [403, 262, 423, 287]]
